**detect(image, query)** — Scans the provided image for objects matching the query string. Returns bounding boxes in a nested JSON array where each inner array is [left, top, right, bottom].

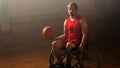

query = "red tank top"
[[66, 16, 82, 45]]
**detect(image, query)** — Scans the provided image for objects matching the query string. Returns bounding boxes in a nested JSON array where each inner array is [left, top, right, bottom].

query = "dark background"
[[0, 0, 120, 68], [0, 0, 120, 51]]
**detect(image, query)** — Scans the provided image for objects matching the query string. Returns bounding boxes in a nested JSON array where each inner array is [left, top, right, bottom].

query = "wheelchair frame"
[[49, 43, 101, 68]]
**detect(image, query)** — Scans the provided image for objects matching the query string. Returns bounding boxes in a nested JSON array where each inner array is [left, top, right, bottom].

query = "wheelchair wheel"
[[49, 48, 84, 68], [70, 51, 84, 68], [81, 45, 101, 68], [49, 49, 67, 68], [49, 45, 100, 68]]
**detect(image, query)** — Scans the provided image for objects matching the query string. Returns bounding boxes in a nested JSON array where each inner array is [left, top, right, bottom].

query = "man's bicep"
[[63, 20, 68, 35]]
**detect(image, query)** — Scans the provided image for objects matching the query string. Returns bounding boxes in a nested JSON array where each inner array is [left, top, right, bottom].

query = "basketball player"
[[52, 2, 88, 68]]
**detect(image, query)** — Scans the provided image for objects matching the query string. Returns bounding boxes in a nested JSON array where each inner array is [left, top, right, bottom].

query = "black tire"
[[49, 46, 100, 68], [81, 45, 101, 68], [49, 49, 55, 68], [49, 49, 66, 68]]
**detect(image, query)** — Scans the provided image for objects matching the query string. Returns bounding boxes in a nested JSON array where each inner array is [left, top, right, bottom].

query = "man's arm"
[[79, 17, 88, 52]]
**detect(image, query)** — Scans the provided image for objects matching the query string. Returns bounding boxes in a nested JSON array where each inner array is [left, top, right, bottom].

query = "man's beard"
[[70, 13, 75, 17]]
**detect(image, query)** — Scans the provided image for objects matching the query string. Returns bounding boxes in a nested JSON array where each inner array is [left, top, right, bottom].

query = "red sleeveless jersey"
[[65, 16, 82, 45]]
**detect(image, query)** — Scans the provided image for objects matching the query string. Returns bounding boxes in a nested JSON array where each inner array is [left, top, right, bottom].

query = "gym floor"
[[0, 41, 120, 68]]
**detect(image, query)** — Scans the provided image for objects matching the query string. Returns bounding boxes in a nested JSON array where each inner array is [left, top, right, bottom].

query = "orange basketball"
[[42, 26, 55, 40]]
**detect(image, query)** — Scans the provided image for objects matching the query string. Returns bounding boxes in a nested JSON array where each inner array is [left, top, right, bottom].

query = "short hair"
[[67, 2, 78, 9]]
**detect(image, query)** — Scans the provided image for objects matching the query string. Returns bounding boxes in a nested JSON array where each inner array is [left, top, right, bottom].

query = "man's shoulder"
[[65, 17, 70, 22]]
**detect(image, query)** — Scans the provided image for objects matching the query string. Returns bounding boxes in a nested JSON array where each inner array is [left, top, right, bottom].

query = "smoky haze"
[[0, 0, 120, 52], [6, 0, 82, 17], [0, 1, 120, 68], [8, 0, 66, 17]]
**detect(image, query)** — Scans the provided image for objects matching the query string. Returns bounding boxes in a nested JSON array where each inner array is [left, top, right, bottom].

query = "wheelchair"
[[49, 41, 101, 68]]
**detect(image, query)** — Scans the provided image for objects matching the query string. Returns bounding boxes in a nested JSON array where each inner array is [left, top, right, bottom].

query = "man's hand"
[[78, 45, 84, 54], [56, 34, 66, 41]]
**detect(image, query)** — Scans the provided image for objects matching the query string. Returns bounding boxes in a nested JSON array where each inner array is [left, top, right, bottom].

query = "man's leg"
[[66, 42, 75, 68], [52, 40, 65, 67]]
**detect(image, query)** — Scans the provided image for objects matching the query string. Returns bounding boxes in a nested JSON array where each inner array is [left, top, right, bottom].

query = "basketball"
[[42, 26, 55, 40]]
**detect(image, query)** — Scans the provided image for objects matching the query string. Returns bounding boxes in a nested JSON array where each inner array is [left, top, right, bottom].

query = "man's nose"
[[69, 10, 73, 13]]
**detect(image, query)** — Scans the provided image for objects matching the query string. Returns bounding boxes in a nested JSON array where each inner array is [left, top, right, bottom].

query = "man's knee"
[[66, 42, 75, 50], [52, 40, 63, 49]]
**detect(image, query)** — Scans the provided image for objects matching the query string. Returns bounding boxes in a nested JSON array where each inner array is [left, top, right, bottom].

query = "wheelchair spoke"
[[82, 45, 101, 68], [71, 53, 83, 68], [49, 45, 101, 68]]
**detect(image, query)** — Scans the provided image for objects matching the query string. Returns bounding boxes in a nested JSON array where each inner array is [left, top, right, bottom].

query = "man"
[[52, 2, 88, 68]]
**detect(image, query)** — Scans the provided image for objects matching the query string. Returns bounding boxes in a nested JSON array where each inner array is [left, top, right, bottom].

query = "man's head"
[[67, 2, 78, 17]]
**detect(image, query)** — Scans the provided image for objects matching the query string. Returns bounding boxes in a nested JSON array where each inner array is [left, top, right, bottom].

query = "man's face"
[[67, 4, 77, 17]]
